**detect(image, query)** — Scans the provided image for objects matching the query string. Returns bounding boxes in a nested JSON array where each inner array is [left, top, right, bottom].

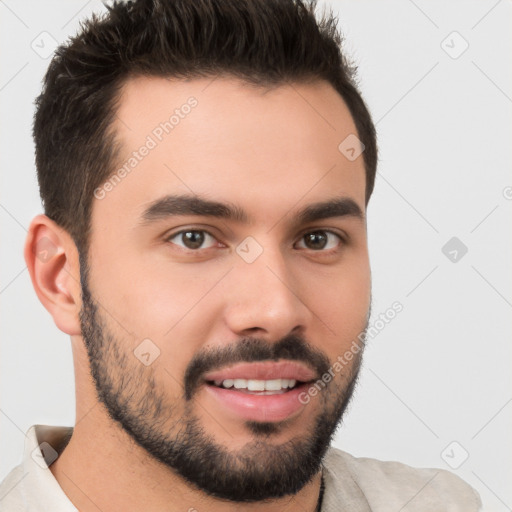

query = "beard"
[[78, 258, 367, 502]]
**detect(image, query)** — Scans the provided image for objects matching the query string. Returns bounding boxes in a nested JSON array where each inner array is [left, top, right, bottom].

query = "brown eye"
[[167, 230, 217, 250], [296, 230, 343, 251]]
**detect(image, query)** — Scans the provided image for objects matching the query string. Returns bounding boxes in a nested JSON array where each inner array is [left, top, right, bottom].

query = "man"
[[0, 0, 482, 510]]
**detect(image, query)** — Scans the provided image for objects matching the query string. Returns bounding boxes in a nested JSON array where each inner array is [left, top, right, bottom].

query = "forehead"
[[93, 76, 366, 228]]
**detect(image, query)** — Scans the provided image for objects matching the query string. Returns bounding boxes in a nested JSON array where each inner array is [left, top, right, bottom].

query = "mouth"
[[201, 361, 317, 422]]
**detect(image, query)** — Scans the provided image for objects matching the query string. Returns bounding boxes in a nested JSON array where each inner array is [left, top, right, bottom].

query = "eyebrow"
[[140, 194, 364, 227]]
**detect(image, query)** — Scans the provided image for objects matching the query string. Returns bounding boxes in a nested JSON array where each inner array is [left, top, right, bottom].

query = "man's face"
[[80, 76, 371, 501]]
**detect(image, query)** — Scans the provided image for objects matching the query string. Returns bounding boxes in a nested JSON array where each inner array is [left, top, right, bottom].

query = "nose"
[[222, 245, 314, 341]]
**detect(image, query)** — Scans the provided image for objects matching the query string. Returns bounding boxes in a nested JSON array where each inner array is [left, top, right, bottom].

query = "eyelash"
[[164, 228, 346, 254]]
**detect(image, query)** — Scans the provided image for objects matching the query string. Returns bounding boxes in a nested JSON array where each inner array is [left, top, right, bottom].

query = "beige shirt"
[[0, 425, 481, 511]]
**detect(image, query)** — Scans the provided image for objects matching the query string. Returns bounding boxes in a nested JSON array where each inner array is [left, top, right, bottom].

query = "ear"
[[24, 214, 82, 336]]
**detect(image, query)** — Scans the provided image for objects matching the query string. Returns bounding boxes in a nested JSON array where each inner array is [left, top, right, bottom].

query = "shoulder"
[[0, 464, 25, 511], [322, 446, 482, 511]]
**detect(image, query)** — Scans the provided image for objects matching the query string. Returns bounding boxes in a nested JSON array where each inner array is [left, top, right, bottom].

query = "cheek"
[[89, 240, 208, 334], [303, 256, 370, 349], [97, 260, 227, 377]]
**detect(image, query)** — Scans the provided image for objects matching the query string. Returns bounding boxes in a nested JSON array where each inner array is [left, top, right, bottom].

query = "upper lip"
[[203, 360, 317, 383]]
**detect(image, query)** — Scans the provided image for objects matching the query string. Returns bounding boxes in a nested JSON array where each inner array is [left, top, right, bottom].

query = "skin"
[[25, 76, 371, 512]]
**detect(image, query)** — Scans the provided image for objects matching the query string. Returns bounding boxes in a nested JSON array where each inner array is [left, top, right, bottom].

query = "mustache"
[[184, 333, 331, 400]]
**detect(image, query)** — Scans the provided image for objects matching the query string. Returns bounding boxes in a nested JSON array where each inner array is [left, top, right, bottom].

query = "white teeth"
[[233, 379, 246, 389], [213, 378, 298, 390], [264, 379, 282, 391], [248, 379, 265, 391]]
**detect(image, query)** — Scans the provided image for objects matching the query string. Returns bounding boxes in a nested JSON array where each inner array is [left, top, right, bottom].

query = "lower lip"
[[203, 383, 310, 423]]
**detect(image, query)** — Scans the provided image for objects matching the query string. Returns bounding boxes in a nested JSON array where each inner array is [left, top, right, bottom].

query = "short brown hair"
[[33, 0, 377, 256]]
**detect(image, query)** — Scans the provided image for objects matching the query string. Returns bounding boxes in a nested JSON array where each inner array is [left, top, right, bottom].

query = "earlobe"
[[24, 214, 82, 336]]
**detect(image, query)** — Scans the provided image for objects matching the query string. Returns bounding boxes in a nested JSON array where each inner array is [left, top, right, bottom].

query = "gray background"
[[1, 1, 511, 510]]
